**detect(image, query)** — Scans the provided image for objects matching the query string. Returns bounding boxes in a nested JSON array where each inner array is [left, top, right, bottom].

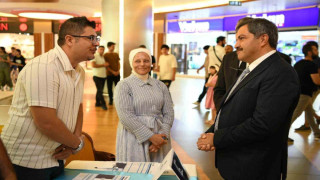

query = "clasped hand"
[[149, 134, 167, 153], [52, 135, 84, 160], [197, 133, 215, 151]]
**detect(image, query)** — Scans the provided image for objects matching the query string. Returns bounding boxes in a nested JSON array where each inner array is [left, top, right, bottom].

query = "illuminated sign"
[[229, 1, 242, 6], [167, 19, 223, 33], [224, 7, 319, 31], [0, 17, 33, 33], [178, 21, 210, 33], [248, 14, 285, 27]]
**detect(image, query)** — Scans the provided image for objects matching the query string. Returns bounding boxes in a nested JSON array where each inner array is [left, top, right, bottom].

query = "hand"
[[149, 144, 160, 152], [149, 134, 167, 148], [53, 144, 73, 160], [197, 69, 200, 74], [197, 133, 215, 151], [104, 62, 109, 67], [113, 71, 120, 76]]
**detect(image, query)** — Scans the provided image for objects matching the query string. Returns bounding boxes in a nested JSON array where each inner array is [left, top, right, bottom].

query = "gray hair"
[[236, 17, 278, 49]]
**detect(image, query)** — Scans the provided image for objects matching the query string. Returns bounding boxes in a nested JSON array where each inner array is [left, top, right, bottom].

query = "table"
[[55, 160, 198, 180]]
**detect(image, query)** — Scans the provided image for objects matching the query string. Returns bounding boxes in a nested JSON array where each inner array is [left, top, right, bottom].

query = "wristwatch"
[[72, 138, 84, 154]]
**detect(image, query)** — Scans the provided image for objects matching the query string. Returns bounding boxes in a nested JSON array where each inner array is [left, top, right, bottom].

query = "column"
[[101, 0, 153, 78]]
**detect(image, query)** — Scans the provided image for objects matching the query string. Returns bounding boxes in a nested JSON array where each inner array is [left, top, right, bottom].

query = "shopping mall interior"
[[0, 0, 320, 179]]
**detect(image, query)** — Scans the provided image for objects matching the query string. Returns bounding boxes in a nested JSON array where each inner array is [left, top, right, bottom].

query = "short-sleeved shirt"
[[294, 60, 318, 97], [1, 45, 85, 169], [158, 54, 177, 80], [91, 53, 106, 78], [313, 57, 320, 68], [104, 52, 120, 76], [13, 55, 26, 71]]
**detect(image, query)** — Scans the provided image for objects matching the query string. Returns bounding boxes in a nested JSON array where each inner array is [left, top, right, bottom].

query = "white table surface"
[[66, 160, 197, 177]]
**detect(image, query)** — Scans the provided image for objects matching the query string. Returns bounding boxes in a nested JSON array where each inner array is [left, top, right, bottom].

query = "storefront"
[[166, 6, 320, 75], [224, 6, 320, 65], [0, 17, 34, 59]]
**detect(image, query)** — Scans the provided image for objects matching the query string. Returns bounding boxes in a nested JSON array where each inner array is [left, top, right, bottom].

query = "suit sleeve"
[[213, 68, 299, 149]]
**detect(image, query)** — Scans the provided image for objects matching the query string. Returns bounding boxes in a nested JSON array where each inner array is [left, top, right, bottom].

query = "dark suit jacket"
[[208, 52, 300, 180], [214, 51, 246, 111]]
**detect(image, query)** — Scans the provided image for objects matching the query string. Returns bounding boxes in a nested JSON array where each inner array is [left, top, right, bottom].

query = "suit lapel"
[[221, 53, 278, 106]]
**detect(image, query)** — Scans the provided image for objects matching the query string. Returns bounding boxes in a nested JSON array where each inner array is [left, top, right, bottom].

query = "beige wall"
[[33, 21, 52, 33], [154, 13, 166, 33]]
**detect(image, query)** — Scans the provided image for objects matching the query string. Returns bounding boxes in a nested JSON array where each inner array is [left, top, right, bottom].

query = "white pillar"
[[101, 0, 153, 78]]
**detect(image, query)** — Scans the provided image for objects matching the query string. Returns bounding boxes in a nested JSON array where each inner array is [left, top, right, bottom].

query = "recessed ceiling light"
[[19, 12, 73, 20], [0, 12, 18, 17]]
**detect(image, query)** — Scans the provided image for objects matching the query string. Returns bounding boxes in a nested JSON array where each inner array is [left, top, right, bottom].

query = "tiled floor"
[[2, 70, 317, 179]]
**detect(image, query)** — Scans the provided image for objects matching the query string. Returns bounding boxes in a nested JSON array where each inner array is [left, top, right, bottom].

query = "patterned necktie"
[[214, 67, 250, 131]]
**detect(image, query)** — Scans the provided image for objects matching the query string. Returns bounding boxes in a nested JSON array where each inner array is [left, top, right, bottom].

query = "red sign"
[[19, 23, 28, 31], [0, 23, 8, 31], [0, 17, 33, 33]]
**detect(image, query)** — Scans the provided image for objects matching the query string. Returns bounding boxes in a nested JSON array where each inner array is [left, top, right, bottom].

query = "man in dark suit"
[[197, 17, 300, 179], [214, 50, 290, 112]]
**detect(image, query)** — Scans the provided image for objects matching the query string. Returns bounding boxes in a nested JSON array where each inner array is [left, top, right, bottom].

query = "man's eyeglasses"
[[70, 35, 100, 43]]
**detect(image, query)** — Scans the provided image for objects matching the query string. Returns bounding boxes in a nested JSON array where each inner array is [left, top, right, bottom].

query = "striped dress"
[[115, 74, 174, 162]]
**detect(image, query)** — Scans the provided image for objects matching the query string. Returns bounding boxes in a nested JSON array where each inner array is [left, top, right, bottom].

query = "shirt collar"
[[248, 50, 276, 72], [54, 45, 76, 71], [130, 74, 154, 87]]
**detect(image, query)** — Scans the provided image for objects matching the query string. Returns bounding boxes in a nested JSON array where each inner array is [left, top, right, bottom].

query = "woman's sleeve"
[[115, 81, 154, 144], [159, 82, 174, 137]]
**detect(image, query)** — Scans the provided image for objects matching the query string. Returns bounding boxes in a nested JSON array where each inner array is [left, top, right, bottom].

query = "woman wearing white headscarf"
[[115, 48, 174, 162]]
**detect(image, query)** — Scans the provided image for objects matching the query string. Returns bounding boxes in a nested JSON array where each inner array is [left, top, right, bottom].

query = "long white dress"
[[115, 74, 174, 162]]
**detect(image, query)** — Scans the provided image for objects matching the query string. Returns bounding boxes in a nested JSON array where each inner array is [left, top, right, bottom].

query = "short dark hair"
[[107, 42, 115, 47], [16, 49, 21, 55], [139, 45, 147, 48], [306, 41, 318, 49], [236, 17, 278, 49], [98, 46, 105, 49], [0, 47, 6, 54], [203, 45, 210, 50], [209, 66, 216, 69], [302, 43, 313, 56], [216, 36, 225, 44], [11, 47, 16, 50], [161, 44, 169, 50], [58, 16, 96, 46]]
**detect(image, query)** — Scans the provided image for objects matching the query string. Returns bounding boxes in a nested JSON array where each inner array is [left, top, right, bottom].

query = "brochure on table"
[[68, 149, 193, 180]]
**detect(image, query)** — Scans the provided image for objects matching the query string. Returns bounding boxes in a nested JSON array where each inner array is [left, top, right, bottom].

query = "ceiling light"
[[18, 12, 73, 20], [0, 12, 18, 17], [93, 12, 101, 17]]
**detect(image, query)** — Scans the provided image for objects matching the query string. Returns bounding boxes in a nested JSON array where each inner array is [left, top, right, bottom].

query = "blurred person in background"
[[0, 47, 13, 91], [158, 44, 177, 89], [91, 45, 109, 110], [193, 45, 210, 106], [225, 45, 234, 54], [204, 66, 218, 125], [104, 42, 120, 105]]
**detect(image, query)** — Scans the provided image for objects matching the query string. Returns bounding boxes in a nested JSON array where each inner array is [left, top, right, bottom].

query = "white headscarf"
[[129, 48, 152, 81]]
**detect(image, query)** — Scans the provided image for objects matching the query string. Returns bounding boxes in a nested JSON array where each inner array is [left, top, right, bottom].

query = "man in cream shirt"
[[208, 36, 226, 70], [1, 17, 98, 179], [158, 44, 177, 89]]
